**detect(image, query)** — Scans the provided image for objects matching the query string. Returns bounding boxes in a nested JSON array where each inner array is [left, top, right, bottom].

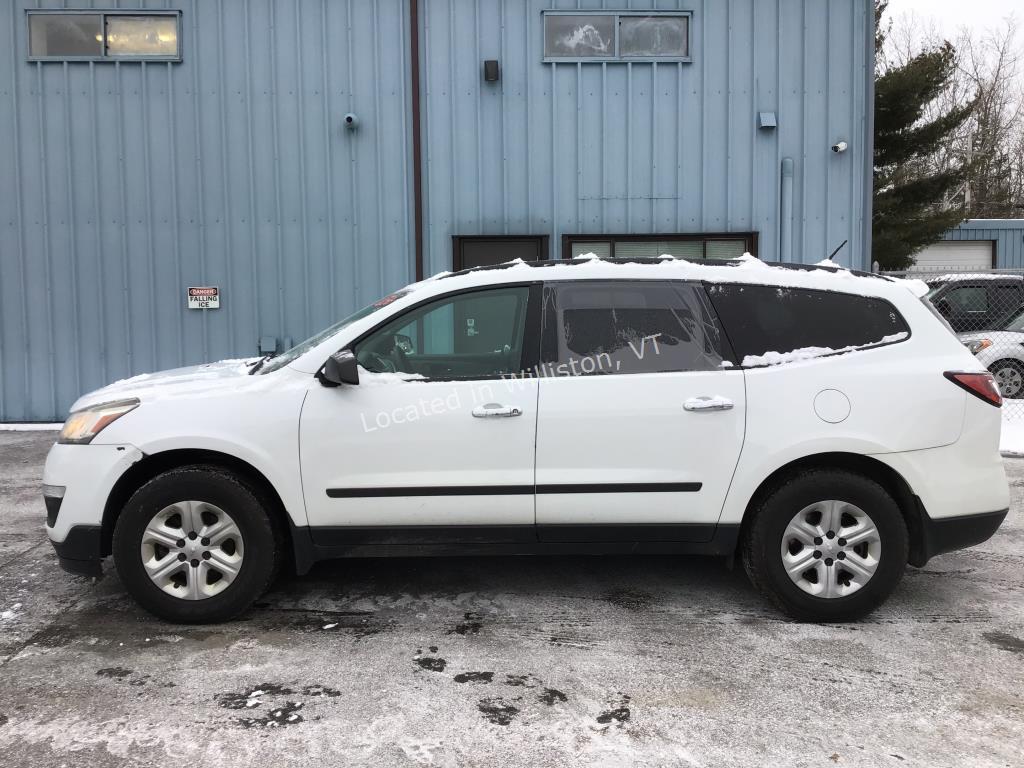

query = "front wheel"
[[741, 469, 908, 622], [112, 466, 279, 623]]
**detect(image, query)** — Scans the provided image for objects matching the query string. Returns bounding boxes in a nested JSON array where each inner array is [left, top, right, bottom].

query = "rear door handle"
[[684, 396, 734, 412], [472, 403, 522, 418]]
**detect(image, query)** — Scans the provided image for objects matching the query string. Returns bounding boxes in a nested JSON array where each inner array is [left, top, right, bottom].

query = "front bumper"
[[43, 442, 143, 576], [50, 525, 104, 577]]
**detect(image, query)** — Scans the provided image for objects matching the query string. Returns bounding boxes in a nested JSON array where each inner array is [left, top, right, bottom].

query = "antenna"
[[827, 240, 848, 261]]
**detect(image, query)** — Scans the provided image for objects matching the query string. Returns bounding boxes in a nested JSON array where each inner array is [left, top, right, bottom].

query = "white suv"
[[42, 257, 1009, 623]]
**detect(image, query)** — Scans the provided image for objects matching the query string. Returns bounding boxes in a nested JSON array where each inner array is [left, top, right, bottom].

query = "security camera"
[[343, 113, 359, 130], [831, 141, 848, 153]]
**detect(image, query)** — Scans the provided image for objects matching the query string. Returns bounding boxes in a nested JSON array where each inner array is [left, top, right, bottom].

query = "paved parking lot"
[[1, 430, 1022, 767]]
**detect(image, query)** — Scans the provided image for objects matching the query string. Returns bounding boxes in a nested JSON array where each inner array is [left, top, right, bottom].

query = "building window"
[[542, 11, 691, 63], [561, 234, 757, 261], [27, 11, 181, 62], [453, 235, 550, 270]]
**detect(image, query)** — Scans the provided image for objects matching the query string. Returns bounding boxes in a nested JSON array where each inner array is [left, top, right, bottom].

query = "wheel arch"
[[101, 448, 314, 574], [737, 452, 928, 566]]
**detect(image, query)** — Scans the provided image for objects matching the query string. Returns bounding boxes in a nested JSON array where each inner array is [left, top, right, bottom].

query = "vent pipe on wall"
[[780, 157, 794, 263]]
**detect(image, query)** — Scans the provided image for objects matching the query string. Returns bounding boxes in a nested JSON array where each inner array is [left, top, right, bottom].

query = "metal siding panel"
[[801, 0, 828, 262], [701, 1, 728, 230], [416, 0, 865, 267], [753, 0, 780, 259], [2, 0, 869, 421], [2, 0, 412, 420]]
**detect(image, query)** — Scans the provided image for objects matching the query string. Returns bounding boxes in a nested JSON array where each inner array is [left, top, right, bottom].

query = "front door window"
[[355, 286, 532, 380]]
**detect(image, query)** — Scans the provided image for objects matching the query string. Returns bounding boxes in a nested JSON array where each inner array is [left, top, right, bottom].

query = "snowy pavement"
[[1000, 410, 1024, 455], [1, 431, 1022, 767]]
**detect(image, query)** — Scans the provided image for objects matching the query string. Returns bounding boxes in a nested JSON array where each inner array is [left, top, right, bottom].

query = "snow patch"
[[357, 366, 427, 385], [1, 602, 23, 620], [1001, 413, 1024, 455], [928, 273, 1024, 283], [741, 333, 908, 368]]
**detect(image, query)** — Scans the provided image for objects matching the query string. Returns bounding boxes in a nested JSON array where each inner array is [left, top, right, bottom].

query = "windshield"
[[258, 289, 412, 374], [1003, 307, 1024, 332]]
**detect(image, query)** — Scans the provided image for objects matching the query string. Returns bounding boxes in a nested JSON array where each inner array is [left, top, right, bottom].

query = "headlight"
[[58, 399, 139, 445], [965, 338, 993, 355]]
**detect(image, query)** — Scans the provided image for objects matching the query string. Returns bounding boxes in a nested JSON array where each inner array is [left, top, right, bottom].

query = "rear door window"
[[705, 283, 909, 366], [540, 280, 731, 374]]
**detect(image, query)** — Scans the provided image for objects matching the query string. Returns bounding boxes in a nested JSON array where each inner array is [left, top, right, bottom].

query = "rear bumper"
[[914, 507, 1007, 566], [49, 524, 104, 578]]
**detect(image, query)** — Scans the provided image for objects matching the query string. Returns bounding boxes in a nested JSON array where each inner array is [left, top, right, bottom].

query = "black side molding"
[[327, 482, 701, 498], [328, 485, 533, 498], [304, 523, 740, 561]]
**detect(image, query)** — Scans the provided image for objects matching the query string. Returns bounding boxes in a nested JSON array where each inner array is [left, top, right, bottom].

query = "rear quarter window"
[[705, 283, 909, 366]]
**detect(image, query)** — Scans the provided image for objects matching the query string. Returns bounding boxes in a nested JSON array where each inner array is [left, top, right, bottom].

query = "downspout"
[[780, 157, 794, 263], [862, 0, 876, 271], [409, 0, 425, 280]]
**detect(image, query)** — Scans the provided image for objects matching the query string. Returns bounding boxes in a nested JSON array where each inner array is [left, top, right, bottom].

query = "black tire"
[[112, 465, 279, 623], [741, 469, 908, 622], [990, 360, 1024, 399]]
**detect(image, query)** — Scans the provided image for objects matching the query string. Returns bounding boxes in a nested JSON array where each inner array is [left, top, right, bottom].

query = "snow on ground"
[[1001, 412, 1024, 455], [0, 423, 61, 431], [2, 429, 1024, 768]]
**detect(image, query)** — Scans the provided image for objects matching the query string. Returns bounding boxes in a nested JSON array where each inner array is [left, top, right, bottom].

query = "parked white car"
[[960, 306, 1024, 398], [43, 257, 1009, 623]]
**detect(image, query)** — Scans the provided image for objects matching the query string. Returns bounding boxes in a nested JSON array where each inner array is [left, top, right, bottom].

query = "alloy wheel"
[[993, 364, 1024, 398]]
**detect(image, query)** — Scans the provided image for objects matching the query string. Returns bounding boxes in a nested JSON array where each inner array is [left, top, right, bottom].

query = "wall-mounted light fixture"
[[758, 112, 777, 130], [483, 60, 500, 83], [344, 113, 359, 131]]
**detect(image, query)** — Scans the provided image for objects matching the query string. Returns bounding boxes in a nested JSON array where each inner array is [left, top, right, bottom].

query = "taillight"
[[944, 371, 1002, 407]]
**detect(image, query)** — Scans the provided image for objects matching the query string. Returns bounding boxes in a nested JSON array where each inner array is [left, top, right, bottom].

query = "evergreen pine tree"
[[872, 1, 976, 270]]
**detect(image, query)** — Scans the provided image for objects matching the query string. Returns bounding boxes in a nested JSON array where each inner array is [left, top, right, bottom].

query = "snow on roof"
[[926, 273, 1024, 283], [429, 253, 915, 300]]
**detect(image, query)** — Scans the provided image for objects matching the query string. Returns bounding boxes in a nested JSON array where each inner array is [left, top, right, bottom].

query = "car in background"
[[960, 304, 1024, 398], [924, 274, 1024, 333]]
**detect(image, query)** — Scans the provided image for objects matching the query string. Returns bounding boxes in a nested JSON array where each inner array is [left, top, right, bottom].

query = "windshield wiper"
[[247, 354, 273, 375]]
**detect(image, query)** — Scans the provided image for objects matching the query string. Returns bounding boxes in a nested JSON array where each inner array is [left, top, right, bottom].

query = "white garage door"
[[910, 240, 993, 272]]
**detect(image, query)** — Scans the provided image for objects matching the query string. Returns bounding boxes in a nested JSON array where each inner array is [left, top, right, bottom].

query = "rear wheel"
[[990, 360, 1024, 399], [742, 469, 908, 622], [112, 466, 278, 623]]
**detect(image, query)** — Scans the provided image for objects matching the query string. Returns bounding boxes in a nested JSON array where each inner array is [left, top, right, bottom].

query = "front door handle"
[[684, 396, 734, 412], [472, 403, 522, 418]]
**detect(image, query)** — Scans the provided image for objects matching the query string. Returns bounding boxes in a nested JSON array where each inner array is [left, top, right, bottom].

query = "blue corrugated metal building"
[[0, 0, 875, 421], [943, 220, 1024, 269]]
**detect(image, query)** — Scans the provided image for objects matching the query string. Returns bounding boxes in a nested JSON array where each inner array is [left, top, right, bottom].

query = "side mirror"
[[319, 350, 360, 387]]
